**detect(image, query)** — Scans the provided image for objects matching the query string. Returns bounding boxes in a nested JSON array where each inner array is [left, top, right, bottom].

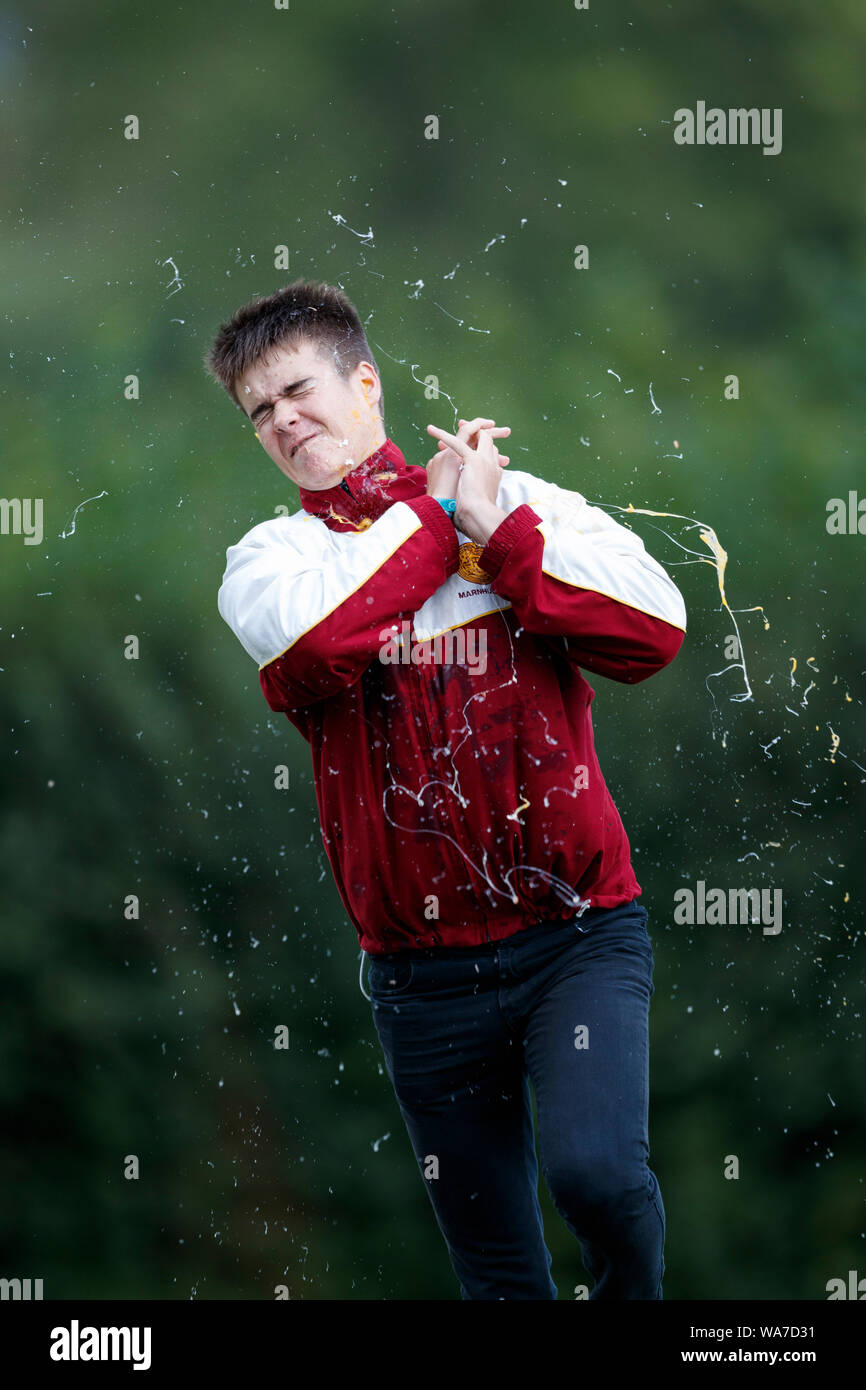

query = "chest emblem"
[[457, 541, 492, 585]]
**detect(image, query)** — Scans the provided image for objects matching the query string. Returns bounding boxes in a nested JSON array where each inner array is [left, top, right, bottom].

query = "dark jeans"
[[366, 898, 664, 1300]]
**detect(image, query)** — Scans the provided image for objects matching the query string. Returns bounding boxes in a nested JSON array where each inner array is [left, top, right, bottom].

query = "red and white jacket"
[[218, 438, 687, 954]]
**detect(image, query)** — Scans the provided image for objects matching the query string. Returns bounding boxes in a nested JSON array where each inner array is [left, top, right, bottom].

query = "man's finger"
[[426, 424, 465, 453], [433, 419, 511, 443], [457, 417, 496, 432], [427, 422, 511, 452], [457, 418, 511, 442]]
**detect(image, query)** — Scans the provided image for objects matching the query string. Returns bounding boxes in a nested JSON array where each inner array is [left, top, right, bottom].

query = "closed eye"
[[251, 384, 312, 425]]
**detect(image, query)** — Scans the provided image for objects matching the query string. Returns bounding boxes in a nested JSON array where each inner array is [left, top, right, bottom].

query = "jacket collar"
[[298, 437, 427, 531]]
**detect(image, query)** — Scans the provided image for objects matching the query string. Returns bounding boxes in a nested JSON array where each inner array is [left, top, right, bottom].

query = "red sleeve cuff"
[[405, 495, 460, 576], [480, 504, 543, 579]]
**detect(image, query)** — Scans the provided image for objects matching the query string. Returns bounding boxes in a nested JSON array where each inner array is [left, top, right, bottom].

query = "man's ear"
[[357, 360, 382, 409]]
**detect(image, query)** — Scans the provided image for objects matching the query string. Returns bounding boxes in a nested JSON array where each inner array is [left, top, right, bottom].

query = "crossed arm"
[[217, 417, 687, 712]]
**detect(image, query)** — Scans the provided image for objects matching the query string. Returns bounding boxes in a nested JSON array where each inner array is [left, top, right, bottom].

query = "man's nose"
[[273, 398, 302, 430]]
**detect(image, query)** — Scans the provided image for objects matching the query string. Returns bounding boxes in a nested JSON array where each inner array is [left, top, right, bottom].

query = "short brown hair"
[[203, 279, 384, 420]]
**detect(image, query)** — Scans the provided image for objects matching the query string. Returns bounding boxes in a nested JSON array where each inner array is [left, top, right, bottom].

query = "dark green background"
[[2, 0, 864, 1298]]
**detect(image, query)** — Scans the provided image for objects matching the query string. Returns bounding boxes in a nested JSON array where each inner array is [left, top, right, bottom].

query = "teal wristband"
[[434, 497, 457, 516]]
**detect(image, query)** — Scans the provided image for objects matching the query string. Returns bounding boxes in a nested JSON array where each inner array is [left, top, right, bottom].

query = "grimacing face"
[[235, 339, 386, 490]]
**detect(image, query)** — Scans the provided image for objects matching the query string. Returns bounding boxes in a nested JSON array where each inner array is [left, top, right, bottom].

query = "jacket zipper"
[[406, 640, 495, 931]]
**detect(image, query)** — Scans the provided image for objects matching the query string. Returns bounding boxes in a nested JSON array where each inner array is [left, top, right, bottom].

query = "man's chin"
[[299, 454, 359, 491], [294, 465, 347, 492]]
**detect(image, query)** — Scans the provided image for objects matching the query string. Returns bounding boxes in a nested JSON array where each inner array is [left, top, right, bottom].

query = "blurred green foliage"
[[1, 0, 864, 1298]]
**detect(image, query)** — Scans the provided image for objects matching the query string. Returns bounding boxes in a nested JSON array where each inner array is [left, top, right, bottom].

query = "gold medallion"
[[457, 541, 492, 585]]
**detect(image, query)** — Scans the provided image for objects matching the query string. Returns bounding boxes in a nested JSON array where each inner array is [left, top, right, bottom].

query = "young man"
[[206, 279, 687, 1300]]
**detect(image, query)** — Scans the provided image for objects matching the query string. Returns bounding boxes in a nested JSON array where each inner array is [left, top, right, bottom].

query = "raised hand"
[[424, 416, 510, 502], [425, 422, 512, 546]]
